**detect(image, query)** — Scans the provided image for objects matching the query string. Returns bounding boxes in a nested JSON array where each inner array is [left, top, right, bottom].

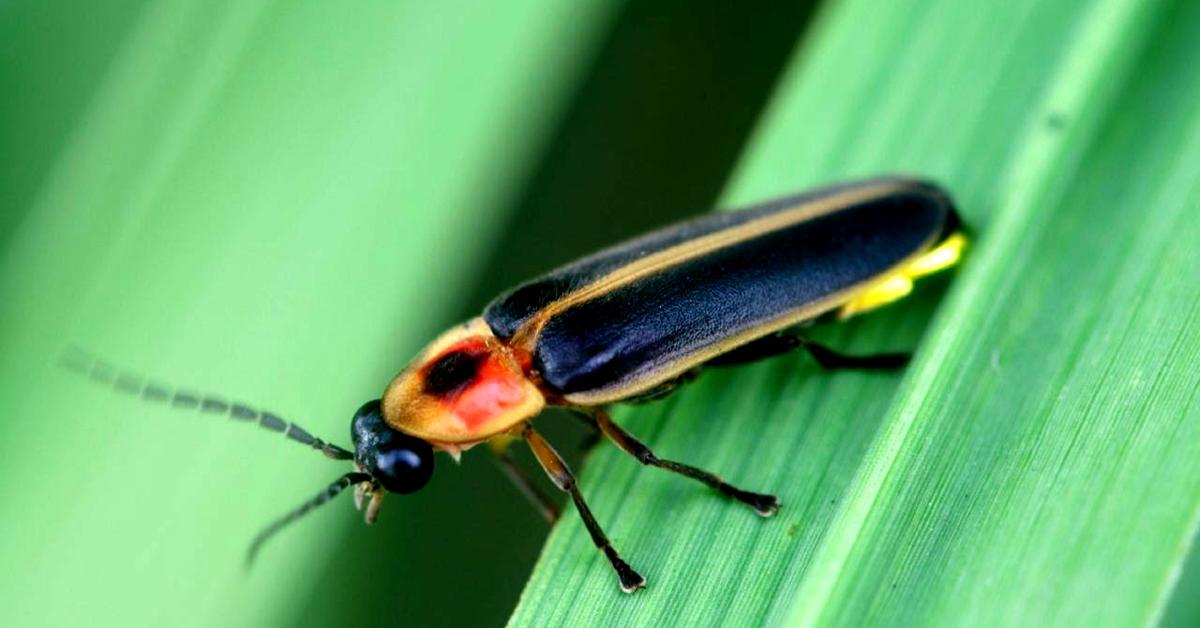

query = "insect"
[[68, 176, 964, 592]]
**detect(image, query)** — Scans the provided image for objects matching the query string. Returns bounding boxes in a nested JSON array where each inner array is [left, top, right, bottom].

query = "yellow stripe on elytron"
[[510, 179, 918, 352], [560, 225, 949, 406]]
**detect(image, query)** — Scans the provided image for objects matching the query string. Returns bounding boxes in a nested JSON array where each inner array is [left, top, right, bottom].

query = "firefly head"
[[351, 399, 434, 494]]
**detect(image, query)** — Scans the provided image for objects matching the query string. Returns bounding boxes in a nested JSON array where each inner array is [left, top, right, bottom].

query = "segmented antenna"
[[245, 471, 372, 567], [61, 347, 354, 460]]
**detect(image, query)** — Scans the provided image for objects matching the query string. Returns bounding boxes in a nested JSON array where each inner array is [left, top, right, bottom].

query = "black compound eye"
[[373, 435, 434, 494], [350, 399, 435, 494]]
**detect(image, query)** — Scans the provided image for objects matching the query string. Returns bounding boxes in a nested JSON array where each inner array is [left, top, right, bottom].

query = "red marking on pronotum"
[[421, 339, 530, 429], [448, 358, 528, 429]]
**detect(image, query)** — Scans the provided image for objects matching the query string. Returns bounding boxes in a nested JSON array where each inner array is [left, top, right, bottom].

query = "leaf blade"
[[510, 0, 1200, 625]]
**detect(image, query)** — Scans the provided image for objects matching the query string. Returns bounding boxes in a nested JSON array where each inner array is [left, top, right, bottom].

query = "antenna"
[[61, 347, 354, 460], [245, 471, 372, 566]]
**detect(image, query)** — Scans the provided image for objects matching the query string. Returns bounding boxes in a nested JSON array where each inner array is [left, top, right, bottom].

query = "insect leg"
[[491, 448, 560, 523], [522, 423, 645, 593], [707, 333, 909, 370], [589, 408, 780, 517], [796, 337, 910, 370], [704, 333, 804, 366]]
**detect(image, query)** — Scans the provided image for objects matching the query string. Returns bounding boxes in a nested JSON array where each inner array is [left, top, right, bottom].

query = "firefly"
[[70, 176, 964, 592]]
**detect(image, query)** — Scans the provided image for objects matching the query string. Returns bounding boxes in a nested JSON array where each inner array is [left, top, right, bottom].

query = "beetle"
[[68, 176, 964, 592]]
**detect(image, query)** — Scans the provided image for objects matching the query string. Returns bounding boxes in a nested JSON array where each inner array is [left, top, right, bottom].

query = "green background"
[[2, 1, 1198, 627]]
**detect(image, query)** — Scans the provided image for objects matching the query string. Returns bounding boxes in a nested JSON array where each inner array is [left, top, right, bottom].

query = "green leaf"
[[0, 1, 617, 627], [511, 0, 1200, 625]]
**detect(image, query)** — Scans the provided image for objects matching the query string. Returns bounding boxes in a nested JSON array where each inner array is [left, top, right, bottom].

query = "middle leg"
[[587, 408, 780, 516]]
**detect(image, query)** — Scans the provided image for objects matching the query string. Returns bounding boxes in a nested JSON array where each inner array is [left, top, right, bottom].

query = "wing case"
[[483, 177, 958, 404]]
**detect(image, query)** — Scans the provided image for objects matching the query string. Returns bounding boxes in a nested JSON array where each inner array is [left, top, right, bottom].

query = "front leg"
[[522, 423, 645, 593]]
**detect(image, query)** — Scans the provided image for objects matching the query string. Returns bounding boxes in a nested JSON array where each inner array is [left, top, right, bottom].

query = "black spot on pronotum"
[[423, 350, 487, 396]]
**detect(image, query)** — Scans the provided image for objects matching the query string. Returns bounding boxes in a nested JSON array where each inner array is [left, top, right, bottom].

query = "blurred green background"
[[0, 1, 814, 626], [3, 1, 1199, 627]]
